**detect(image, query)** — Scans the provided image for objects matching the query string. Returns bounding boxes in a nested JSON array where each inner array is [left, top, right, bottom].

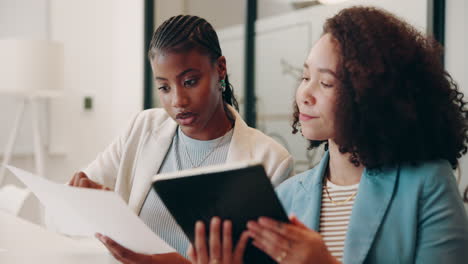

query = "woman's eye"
[[320, 81, 333, 88], [184, 79, 198, 87], [158, 86, 169, 92], [301, 77, 310, 81]]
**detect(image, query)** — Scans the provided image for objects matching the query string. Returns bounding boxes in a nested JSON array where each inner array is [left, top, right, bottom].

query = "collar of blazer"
[[131, 105, 254, 214], [149, 105, 254, 165], [298, 151, 398, 264]]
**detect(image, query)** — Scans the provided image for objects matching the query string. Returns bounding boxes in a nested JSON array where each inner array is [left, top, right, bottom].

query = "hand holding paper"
[[6, 165, 174, 255], [68, 171, 110, 190]]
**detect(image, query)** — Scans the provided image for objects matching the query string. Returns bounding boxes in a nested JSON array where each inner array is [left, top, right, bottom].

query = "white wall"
[[47, 0, 144, 183], [1, 0, 144, 224], [0, 0, 50, 156], [0, 0, 49, 38], [445, 0, 468, 205], [0, 0, 51, 223]]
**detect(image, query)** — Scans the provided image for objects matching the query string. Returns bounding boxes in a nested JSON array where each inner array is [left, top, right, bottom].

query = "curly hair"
[[292, 6, 468, 169]]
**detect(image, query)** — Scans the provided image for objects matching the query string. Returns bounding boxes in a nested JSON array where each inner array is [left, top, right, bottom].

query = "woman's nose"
[[172, 86, 190, 107], [303, 94, 316, 105], [298, 84, 316, 106]]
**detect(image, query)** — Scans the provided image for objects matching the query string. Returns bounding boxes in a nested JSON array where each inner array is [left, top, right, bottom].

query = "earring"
[[220, 79, 226, 92]]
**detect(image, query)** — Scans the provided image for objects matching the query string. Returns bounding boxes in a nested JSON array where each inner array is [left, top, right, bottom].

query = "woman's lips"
[[176, 112, 197, 126], [299, 113, 318, 121]]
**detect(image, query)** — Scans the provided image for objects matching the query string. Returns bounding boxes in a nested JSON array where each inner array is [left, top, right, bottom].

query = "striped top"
[[319, 179, 359, 261], [139, 126, 233, 257]]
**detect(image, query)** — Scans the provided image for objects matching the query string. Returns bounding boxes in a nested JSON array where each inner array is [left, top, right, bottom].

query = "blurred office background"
[[0, 0, 467, 225]]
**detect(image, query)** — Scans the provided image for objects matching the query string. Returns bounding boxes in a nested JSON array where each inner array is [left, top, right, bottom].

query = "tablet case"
[[152, 164, 289, 264]]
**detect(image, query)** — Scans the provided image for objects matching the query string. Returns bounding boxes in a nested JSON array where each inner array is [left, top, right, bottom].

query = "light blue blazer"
[[277, 152, 468, 264]]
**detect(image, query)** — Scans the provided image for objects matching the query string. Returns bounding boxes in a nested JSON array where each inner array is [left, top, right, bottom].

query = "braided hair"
[[148, 15, 239, 111]]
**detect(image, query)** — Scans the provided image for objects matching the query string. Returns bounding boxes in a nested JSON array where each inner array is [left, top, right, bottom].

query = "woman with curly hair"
[[189, 6, 468, 264]]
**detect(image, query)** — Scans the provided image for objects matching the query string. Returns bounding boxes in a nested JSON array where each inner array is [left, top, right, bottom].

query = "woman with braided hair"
[[190, 6, 468, 264], [66, 15, 293, 263]]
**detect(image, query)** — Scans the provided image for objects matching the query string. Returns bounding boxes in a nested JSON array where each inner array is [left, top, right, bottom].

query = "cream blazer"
[[83, 106, 294, 214]]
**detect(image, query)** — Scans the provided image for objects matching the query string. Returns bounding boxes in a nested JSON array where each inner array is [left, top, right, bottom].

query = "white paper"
[[6, 165, 175, 255]]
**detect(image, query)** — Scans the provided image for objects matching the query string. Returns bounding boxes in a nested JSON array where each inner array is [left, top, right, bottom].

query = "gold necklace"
[[324, 170, 358, 206], [178, 129, 228, 168]]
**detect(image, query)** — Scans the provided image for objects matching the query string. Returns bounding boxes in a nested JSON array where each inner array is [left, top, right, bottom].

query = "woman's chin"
[[179, 125, 198, 135], [302, 133, 329, 142]]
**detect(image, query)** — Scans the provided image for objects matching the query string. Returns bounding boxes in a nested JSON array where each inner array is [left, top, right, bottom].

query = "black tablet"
[[152, 162, 289, 264]]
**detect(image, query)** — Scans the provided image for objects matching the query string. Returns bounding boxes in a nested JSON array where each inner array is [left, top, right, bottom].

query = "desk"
[[0, 210, 115, 263]]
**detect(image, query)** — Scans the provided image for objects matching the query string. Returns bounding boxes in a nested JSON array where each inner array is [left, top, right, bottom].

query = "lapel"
[[128, 118, 178, 213], [299, 152, 329, 231], [225, 106, 254, 163], [343, 165, 398, 264]]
